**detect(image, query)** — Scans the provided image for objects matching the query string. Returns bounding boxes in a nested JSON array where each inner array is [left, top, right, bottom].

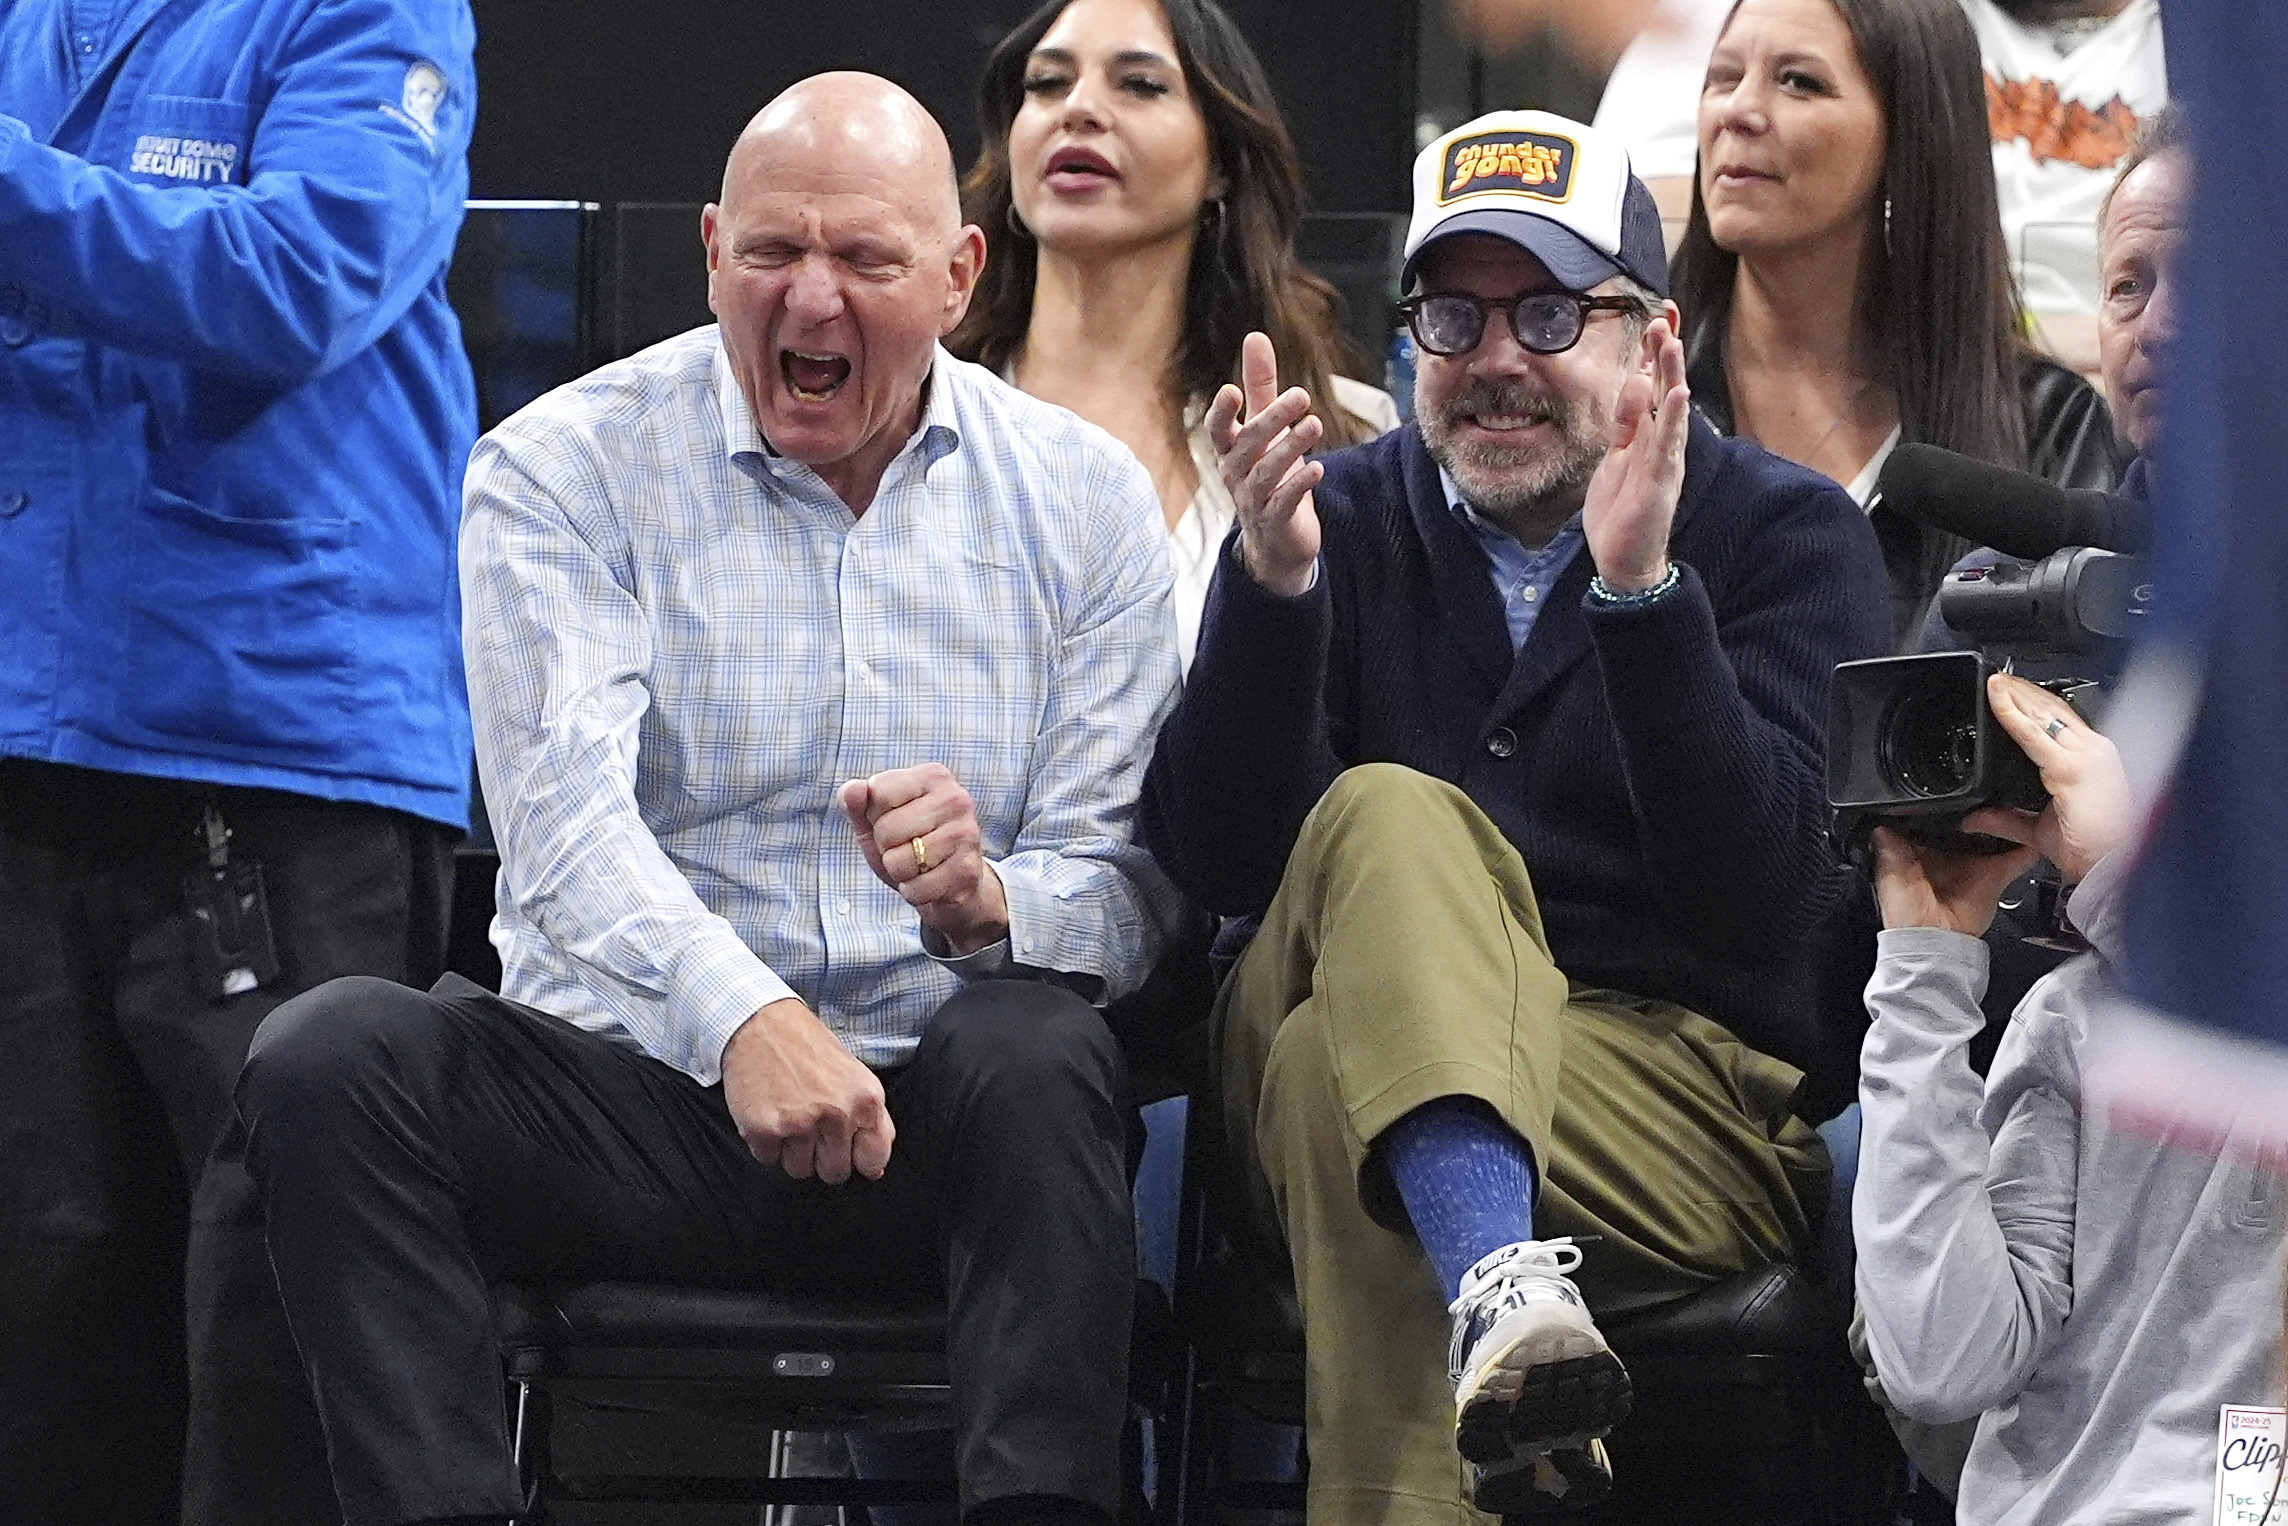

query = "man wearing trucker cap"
[[1144, 111, 1890, 1515]]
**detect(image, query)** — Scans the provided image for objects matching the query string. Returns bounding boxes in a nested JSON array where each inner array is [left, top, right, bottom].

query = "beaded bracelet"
[[1586, 563, 1682, 607]]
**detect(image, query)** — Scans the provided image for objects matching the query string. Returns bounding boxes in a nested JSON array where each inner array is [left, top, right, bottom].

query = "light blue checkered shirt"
[[460, 328, 1185, 1083]]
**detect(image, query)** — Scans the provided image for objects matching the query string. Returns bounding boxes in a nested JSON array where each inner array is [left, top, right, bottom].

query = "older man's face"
[[1411, 235, 1651, 540], [704, 148, 976, 500], [2097, 150, 2186, 457]]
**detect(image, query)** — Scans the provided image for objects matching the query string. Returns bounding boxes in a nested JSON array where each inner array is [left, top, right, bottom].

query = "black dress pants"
[[238, 971, 1137, 1526], [0, 758, 453, 1526]]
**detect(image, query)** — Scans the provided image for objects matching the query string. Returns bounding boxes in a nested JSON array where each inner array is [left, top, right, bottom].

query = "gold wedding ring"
[[910, 837, 928, 873]]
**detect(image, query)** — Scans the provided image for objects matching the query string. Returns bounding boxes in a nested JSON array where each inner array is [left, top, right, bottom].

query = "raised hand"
[[722, 997, 895, 1184], [1205, 330, 1322, 598], [839, 764, 1009, 956], [1581, 316, 1690, 593], [1958, 673, 2135, 885]]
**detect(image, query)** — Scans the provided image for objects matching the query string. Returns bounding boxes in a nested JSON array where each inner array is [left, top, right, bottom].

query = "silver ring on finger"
[[2044, 718, 2067, 740]]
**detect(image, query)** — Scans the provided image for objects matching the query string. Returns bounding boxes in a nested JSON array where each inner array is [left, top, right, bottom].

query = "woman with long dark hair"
[[951, 0, 1397, 666], [1672, 0, 2120, 645]]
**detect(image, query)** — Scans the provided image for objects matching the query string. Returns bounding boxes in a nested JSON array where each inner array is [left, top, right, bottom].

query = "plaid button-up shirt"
[[460, 329, 1184, 1081]]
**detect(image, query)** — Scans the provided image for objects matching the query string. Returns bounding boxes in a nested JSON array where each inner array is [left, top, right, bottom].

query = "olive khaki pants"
[[1214, 765, 1829, 1526]]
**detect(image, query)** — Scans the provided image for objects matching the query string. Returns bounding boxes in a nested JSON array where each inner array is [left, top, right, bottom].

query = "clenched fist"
[[839, 763, 1010, 956]]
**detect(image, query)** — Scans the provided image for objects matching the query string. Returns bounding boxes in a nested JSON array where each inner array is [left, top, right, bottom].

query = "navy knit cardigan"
[[1144, 415, 1893, 1114]]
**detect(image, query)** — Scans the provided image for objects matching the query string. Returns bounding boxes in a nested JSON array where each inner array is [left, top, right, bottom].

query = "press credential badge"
[[2216, 1406, 2288, 1526]]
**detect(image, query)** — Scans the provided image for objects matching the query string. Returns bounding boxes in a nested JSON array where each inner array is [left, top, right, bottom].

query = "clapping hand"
[[1581, 316, 1690, 593], [1205, 331, 1322, 598]]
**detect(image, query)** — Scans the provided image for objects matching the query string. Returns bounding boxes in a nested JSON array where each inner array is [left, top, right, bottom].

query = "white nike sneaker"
[[1447, 1237, 1631, 1509]]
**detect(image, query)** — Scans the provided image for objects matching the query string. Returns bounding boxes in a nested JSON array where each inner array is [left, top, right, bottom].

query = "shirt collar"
[[714, 336, 964, 476], [1440, 465, 1480, 528]]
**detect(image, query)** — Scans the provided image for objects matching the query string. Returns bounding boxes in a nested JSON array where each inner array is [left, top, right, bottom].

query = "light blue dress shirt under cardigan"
[[1439, 467, 1587, 650], [459, 329, 1186, 1083]]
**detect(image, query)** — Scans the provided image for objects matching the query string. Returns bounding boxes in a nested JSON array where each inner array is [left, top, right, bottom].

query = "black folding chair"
[[496, 1277, 1179, 1523]]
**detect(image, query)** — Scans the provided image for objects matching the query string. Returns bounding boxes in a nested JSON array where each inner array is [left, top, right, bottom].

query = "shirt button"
[[835, 897, 851, 916], [1485, 727, 1517, 759], [0, 319, 28, 348], [75, 32, 96, 54], [1521, 586, 1538, 603]]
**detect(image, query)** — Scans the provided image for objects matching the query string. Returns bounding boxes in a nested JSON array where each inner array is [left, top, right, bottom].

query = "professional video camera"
[[1827, 445, 2152, 855]]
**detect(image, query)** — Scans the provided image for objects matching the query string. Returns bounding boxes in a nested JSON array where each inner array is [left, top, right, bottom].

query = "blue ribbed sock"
[[1380, 1097, 1537, 1301]]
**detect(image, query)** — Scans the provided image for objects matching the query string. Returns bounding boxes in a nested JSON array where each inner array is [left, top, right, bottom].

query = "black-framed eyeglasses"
[[1397, 291, 1641, 358]]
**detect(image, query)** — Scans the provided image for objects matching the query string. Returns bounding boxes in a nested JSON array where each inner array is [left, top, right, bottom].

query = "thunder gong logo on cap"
[[1439, 129, 1578, 205], [1402, 110, 1671, 298]]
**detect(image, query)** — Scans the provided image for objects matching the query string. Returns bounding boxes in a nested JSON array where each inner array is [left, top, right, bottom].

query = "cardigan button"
[[1485, 727, 1517, 759]]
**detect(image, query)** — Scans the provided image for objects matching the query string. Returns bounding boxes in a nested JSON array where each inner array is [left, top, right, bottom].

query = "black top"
[[1144, 418, 1893, 1112], [1686, 326, 2127, 648]]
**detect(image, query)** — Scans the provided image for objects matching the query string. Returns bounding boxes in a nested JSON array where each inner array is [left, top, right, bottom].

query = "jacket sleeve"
[[2022, 356, 2128, 492], [1142, 533, 1346, 916], [1853, 926, 2081, 1424], [0, 0, 473, 389], [1586, 475, 1891, 963]]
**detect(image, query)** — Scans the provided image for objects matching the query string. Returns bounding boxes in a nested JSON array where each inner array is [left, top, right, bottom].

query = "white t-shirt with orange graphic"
[[1962, 0, 2168, 320]]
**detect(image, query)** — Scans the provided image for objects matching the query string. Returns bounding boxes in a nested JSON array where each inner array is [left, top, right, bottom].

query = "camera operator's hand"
[[1871, 826, 2037, 937], [1959, 673, 2135, 886]]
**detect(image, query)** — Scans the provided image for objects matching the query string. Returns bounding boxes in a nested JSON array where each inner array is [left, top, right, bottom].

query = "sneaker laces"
[[1448, 1238, 1588, 1380], [1450, 1237, 1585, 1317]]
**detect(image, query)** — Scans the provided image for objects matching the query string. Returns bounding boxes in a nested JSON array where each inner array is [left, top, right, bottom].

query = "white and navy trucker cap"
[[1402, 110, 1669, 298]]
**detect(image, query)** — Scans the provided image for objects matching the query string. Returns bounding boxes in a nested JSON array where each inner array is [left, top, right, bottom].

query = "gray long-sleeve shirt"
[[1856, 850, 2286, 1525]]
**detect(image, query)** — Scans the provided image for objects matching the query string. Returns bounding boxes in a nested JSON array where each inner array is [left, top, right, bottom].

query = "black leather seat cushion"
[[495, 1282, 945, 1354], [1606, 1264, 1832, 1364]]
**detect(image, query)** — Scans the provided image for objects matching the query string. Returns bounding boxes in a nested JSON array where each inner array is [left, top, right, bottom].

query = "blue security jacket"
[[0, 0, 477, 826]]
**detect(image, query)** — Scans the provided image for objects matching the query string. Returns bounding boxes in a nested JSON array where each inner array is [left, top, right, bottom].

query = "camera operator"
[[1853, 671, 2284, 1525]]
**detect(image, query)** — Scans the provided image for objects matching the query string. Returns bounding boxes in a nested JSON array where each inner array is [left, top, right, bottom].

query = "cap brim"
[[1401, 209, 1623, 293]]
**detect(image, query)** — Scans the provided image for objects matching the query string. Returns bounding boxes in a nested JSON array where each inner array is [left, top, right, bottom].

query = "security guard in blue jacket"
[[0, 0, 477, 1521]]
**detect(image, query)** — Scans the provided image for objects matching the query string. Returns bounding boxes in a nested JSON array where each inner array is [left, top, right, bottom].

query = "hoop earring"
[[1006, 201, 1030, 240]]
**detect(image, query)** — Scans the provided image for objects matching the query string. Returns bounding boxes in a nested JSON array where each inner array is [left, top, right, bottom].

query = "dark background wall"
[[466, 0, 1419, 215]]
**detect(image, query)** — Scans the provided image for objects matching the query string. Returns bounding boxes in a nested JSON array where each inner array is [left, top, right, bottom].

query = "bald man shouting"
[[235, 74, 1183, 1526]]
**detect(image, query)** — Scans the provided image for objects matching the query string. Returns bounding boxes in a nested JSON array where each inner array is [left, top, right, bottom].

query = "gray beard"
[[1420, 380, 1607, 548]]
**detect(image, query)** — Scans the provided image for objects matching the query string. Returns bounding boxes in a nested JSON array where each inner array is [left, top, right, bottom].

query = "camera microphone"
[[1875, 444, 2148, 559]]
